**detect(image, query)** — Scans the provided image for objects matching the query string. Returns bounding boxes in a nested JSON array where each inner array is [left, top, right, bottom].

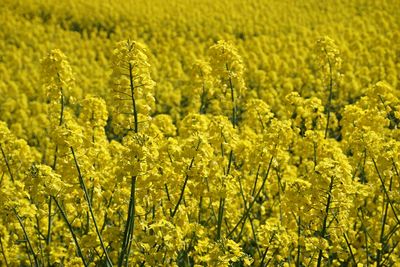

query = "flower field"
[[1, 0, 400, 266]]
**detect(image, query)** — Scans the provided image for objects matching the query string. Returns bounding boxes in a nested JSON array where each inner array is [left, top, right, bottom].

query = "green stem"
[[53, 196, 88, 266], [381, 240, 400, 266], [199, 70, 208, 114], [0, 144, 14, 183], [171, 141, 201, 218], [384, 222, 400, 245], [358, 208, 370, 266], [118, 176, 137, 267], [128, 63, 138, 133], [52, 87, 64, 170], [171, 173, 190, 218], [46, 197, 52, 249], [237, 175, 261, 257], [198, 196, 203, 224], [276, 170, 283, 222], [343, 233, 357, 265], [378, 175, 393, 267], [13, 209, 40, 267], [216, 150, 233, 240], [118, 56, 140, 267], [377, 191, 389, 267], [317, 175, 334, 267], [48, 86, 64, 250], [226, 63, 237, 128], [372, 158, 400, 224], [323, 48, 334, 139], [297, 216, 301, 267], [392, 159, 400, 185], [227, 156, 273, 239], [71, 147, 113, 266], [216, 198, 225, 240], [0, 236, 9, 267], [251, 164, 261, 197]]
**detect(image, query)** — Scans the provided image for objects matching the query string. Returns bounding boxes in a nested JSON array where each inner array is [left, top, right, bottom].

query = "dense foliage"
[[1, 0, 400, 266]]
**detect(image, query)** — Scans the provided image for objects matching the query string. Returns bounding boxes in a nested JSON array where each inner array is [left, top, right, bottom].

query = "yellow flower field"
[[1, 0, 400, 266]]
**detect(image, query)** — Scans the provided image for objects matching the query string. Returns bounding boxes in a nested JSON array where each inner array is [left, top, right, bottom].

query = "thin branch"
[[372, 158, 400, 224], [52, 196, 88, 267], [0, 235, 10, 267], [0, 144, 14, 183], [227, 156, 273, 239], [316, 175, 334, 267], [13, 209, 40, 267], [171, 140, 201, 218], [71, 147, 113, 266], [343, 233, 357, 265], [323, 48, 334, 139]]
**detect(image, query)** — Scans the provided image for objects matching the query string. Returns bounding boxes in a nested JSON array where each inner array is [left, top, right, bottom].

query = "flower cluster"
[[1, 0, 400, 266]]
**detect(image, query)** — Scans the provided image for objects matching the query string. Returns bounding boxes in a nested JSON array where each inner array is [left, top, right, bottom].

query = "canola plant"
[[0, 0, 400, 266]]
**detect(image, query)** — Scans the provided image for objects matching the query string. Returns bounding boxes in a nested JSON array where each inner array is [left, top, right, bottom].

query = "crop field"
[[0, 0, 400, 266]]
